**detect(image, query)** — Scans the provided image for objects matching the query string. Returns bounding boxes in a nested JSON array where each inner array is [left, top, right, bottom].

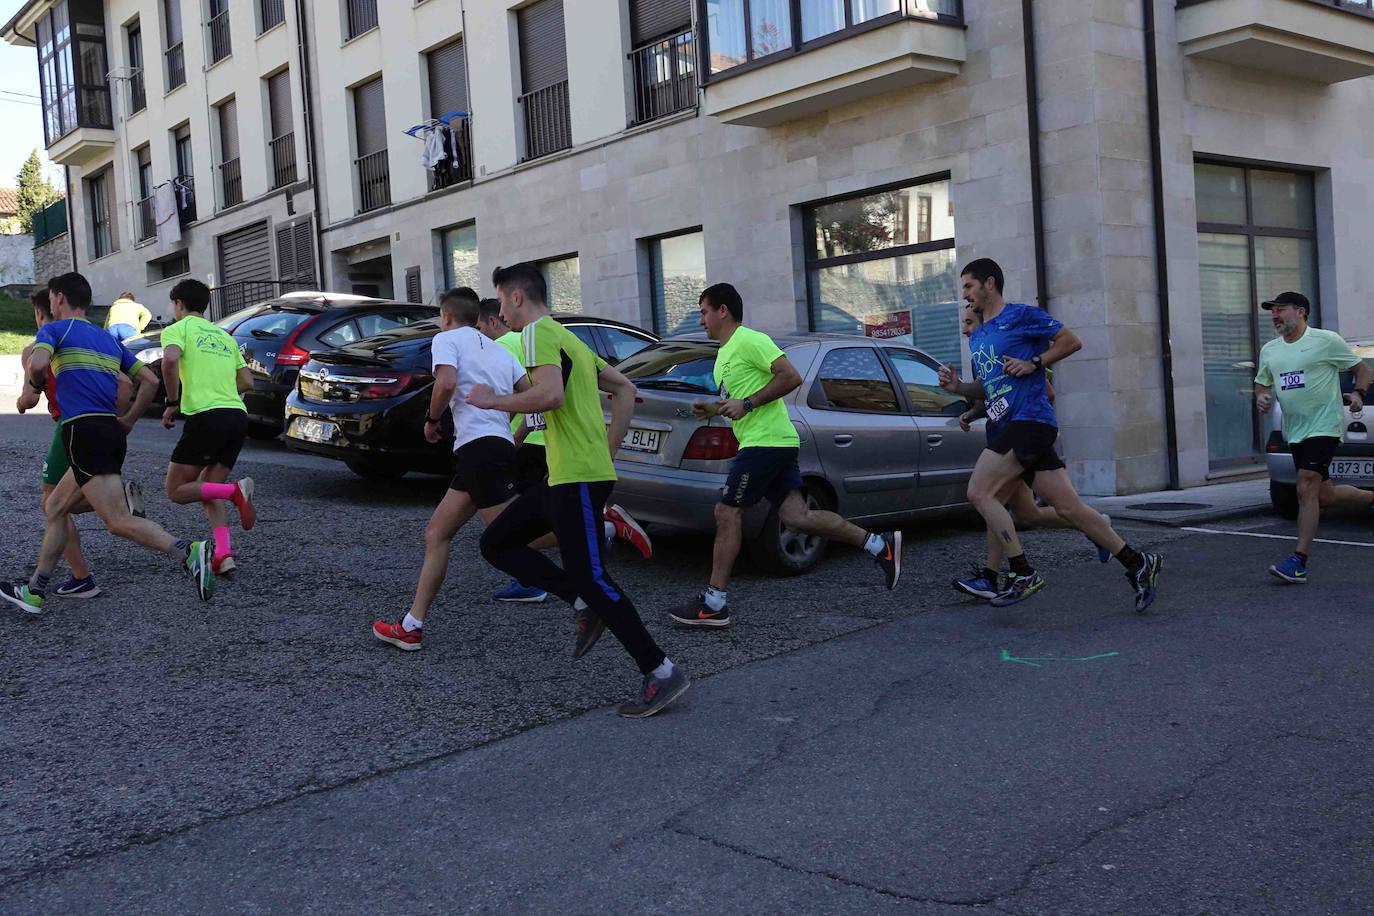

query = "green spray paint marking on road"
[[1000, 649, 1120, 668]]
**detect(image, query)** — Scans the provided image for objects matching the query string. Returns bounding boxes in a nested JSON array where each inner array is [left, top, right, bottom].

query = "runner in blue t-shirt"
[[938, 258, 1162, 612]]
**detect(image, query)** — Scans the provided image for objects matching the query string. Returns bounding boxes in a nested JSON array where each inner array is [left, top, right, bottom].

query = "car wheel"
[[747, 483, 832, 577], [1269, 481, 1298, 520], [346, 458, 407, 480], [246, 423, 281, 440]]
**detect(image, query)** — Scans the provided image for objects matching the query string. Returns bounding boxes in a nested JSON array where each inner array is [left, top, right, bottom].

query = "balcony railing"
[[220, 157, 242, 208], [630, 28, 697, 125], [519, 81, 572, 161], [166, 43, 185, 90], [1177, 0, 1373, 13], [259, 0, 286, 33], [209, 279, 313, 322], [175, 175, 197, 226], [207, 10, 231, 64], [346, 0, 379, 40], [130, 70, 146, 113], [428, 116, 473, 191], [355, 149, 390, 213], [137, 194, 155, 242], [270, 133, 297, 188]]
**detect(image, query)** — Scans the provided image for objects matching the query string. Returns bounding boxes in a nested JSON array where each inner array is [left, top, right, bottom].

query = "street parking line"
[[1181, 527, 1374, 549]]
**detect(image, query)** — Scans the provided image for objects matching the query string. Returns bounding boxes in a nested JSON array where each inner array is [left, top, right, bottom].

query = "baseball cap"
[[1260, 291, 1310, 312]]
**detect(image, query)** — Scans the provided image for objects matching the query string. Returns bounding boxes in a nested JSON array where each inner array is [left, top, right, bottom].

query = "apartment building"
[[5, 0, 1374, 494]]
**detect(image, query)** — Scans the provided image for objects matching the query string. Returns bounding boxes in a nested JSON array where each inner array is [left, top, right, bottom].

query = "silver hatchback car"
[[606, 334, 984, 575]]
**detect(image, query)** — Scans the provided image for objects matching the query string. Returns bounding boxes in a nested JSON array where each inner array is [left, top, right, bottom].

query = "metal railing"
[[355, 149, 390, 213], [207, 10, 231, 64], [259, 0, 286, 32], [129, 69, 146, 113], [137, 194, 155, 241], [220, 157, 242, 208], [519, 80, 572, 161], [427, 116, 473, 191], [208, 279, 314, 322], [270, 133, 297, 188], [31, 197, 67, 246], [630, 28, 696, 125], [166, 42, 185, 89], [1177, 0, 1372, 12], [176, 175, 197, 226], [345, 0, 379, 39]]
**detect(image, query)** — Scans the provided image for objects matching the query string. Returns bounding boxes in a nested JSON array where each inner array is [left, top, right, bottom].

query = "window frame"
[[646, 227, 706, 336], [86, 167, 114, 259]]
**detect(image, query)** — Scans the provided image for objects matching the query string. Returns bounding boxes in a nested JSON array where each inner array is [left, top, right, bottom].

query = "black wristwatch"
[[1031, 355, 1044, 370], [742, 398, 755, 413], [165, 399, 180, 407], [424, 415, 439, 424]]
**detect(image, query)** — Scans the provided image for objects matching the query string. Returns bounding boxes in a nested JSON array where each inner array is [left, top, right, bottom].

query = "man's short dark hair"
[[960, 258, 1005, 295], [479, 297, 503, 322], [700, 283, 744, 323], [491, 263, 547, 306], [49, 272, 92, 309], [439, 286, 481, 326], [30, 285, 52, 320], [170, 278, 211, 313]]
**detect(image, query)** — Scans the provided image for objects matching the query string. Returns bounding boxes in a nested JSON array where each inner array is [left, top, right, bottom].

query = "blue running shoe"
[[1268, 553, 1307, 585], [1132, 552, 1164, 611], [1092, 513, 1113, 563], [54, 576, 101, 599], [990, 572, 1046, 607], [952, 570, 1000, 601], [493, 579, 547, 603]]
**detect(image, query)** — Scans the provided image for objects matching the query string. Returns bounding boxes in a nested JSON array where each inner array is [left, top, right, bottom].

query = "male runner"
[[1, 273, 214, 615], [938, 258, 1161, 611], [668, 283, 901, 628], [472, 264, 688, 718], [1254, 291, 1373, 583], [159, 279, 257, 576]]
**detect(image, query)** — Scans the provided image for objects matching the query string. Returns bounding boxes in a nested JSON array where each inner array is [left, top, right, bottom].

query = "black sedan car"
[[283, 316, 658, 478], [127, 293, 438, 437]]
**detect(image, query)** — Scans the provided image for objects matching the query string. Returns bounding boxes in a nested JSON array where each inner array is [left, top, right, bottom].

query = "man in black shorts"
[[160, 279, 258, 576]]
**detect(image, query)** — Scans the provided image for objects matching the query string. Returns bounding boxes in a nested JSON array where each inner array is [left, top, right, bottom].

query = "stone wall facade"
[[0, 234, 35, 286], [31, 234, 72, 286]]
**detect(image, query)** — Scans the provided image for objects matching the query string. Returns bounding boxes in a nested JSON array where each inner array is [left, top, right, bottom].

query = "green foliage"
[[15, 150, 61, 234]]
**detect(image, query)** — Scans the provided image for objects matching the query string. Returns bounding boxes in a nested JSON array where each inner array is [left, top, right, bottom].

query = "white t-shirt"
[[430, 326, 525, 451]]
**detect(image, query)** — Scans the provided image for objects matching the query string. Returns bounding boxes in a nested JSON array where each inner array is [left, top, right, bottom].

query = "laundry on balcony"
[[151, 179, 183, 253], [405, 111, 469, 183]]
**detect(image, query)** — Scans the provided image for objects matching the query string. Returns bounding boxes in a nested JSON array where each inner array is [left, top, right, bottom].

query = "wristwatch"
[[1031, 355, 1044, 370], [424, 415, 439, 424], [165, 399, 180, 407], [742, 398, 755, 413]]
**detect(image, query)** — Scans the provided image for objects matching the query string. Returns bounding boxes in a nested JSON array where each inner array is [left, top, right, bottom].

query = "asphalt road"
[[1, 410, 1371, 914]]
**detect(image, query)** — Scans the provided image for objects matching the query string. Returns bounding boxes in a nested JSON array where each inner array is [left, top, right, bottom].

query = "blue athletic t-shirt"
[[31, 318, 141, 423], [968, 302, 1063, 432]]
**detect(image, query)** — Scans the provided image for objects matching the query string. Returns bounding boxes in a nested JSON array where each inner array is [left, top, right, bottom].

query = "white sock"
[[402, 612, 424, 632], [651, 657, 675, 679], [604, 520, 616, 541], [573, 597, 588, 611], [863, 532, 885, 557], [703, 586, 727, 611]]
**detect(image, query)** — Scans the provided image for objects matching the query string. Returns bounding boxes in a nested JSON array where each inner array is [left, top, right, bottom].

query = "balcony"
[[630, 28, 697, 125], [207, 10, 231, 65], [166, 42, 186, 90], [47, 123, 115, 167], [520, 81, 572, 160], [137, 194, 155, 242], [220, 157, 242, 208], [270, 133, 297, 188], [700, 0, 965, 128], [1176, 0, 1374, 82], [428, 117, 473, 191], [355, 149, 390, 213]]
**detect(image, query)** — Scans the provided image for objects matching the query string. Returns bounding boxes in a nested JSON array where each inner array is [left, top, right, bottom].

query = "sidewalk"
[[1086, 476, 1271, 526]]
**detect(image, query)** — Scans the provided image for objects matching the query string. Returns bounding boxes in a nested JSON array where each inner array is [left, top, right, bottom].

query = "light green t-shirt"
[[713, 326, 800, 449], [161, 314, 247, 416], [1255, 326, 1358, 444], [522, 316, 613, 485], [498, 330, 545, 447]]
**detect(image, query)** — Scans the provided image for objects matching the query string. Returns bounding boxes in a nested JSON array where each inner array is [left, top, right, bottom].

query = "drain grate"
[[1124, 501, 1210, 512]]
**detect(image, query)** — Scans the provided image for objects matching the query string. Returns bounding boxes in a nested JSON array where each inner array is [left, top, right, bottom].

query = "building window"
[[805, 176, 959, 368], [440, 223, 479, 291], [35, 0, 113, 145], [164, 0, 185, 90], [425, 39, 472, 190], [134, 145, 154, 242], [266, 69, 296, 188], [259, 0, 286, 33], [173, 123, 197, 224], [149, 250, 191, 282], [629, 0, 695, 125], [215, 97, 242, 207], [1194, 162, 1318, 468], [539, 255, 581, 314], [517, 0, 572, 160], [648, 230, 706, 335], [126, 20, 146, 113], [352, 76, 390, 213], [207, 0, 232, 65], [86, 168, 115, 259], [345, 0, 379, 41]]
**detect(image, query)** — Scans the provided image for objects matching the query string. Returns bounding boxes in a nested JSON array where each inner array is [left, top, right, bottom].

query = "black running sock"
[[1008, 554, 1033, 577], [28, 571, 50, 595], [1116, 545, 1144, 575], [982, 566, 999, 583], [173, 538, 191, 558], [1295, 551, 1309, 565]]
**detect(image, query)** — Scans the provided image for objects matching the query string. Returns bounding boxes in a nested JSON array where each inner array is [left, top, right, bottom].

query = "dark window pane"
[[234, 308, 313, 337], [601, 327, 654, 364], [812, 180, 953, 259], [1254, 236, 1317, 325], [886, 349, 965, 415], [1197, 232, 1256, 463], [1250, 169, 1314, 231], [651, 230, 706, 335], [816, 347, 899, 412], [1194, 163, 1246, 225]]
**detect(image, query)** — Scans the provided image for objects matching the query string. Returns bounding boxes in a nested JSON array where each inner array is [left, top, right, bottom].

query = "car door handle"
[[927, 434, 943, 447], [833, 434, 853, 446]]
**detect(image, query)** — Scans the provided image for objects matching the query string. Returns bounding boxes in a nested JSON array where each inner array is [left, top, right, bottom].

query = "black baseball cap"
[[1261, 291, 1310, 313]]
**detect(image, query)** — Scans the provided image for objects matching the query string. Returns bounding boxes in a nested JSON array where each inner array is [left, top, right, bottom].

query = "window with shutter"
[[517, 0, 567, 92], [427, 39, 468, 118], [217, 98, 238, 161], [405, 267, 422, 304], [353, 77, 386, 155], [630, 0, 690, 47], [267, 70, 291, 139], [275, 218, 316, 286]]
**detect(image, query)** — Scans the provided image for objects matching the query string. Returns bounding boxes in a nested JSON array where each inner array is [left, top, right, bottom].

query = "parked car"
[[608, 334, 983, 575], [1265, 338, 1374, 519], [127, 292, 437, 437], [283, 315, 659, 479]]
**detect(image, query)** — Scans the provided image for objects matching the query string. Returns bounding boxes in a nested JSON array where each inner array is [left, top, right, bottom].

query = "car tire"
[[246, 423, 281, 441], [1270, 481, 1298, 520], [346, 458, 407, 480], [747, 482, 832, 577]]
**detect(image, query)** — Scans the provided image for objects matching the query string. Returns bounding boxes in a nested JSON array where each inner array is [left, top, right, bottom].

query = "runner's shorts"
[[514, 442, 548, 494], [721, 446, 803, 508], [450, 436, 518, 509], [42, 421, 69, 486], [171, 408, 249, 469], [61, 415, 127, 487], [1290, 436, 1340, 481], [987, 421, 1066, 484]]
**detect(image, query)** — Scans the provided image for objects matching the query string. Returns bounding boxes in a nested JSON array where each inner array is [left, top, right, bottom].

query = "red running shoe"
[[373, 619, 422, 651], [604, 503, 652, 559]]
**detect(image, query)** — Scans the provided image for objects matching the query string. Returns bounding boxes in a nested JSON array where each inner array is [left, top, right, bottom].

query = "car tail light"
[[683, 426, 739, 461], [1265, 430, 1289, 454], [360, 372, 427, 399], [274, 315, 320, 367]]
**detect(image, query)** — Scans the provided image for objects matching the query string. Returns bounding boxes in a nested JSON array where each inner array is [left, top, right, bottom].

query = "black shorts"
[[988, 421, 1065, 483], [170, 408, 248, 469], [721, 446, 803, 508], [1291, 436, 1340, 481], [450, 436, 518, 509], [514, 442, 548, 493], [61, 415, 127, 487]]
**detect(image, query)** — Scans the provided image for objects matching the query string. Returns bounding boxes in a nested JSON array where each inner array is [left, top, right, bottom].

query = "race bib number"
[[987, 396, 1010, 424], [526, 411, 547, 432], [1279, 370, 1306, 392]]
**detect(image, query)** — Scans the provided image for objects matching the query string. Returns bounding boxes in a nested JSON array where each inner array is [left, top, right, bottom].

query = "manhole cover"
[[1124, 501, 1210, 512]]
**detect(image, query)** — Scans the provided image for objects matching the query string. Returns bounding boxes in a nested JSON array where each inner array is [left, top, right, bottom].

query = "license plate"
[[620, 427, 661, 453], [1329, 458, 1374, 479], [291, 417, 338, 444]]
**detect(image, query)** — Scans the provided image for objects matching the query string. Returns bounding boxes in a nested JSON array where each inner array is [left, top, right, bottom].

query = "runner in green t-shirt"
[[159, 279, 259, 576], [666, 283, 902, 630], [471, 263, 687, 719], [1254, 291, 1373, 583]]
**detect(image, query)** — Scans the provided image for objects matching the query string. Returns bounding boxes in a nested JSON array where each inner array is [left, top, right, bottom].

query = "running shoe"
[[373, 619, 423, 651], [875, 531, 902, 590], [184, 540, 215, 602], [990, 572, 1046, 607], [235, 478, 257, 531], [493, 579, 547, 603], [952, 570, 1000, 600], [0, 581, 45, 615], [54, 576, 101, 599], [1132, 552, 1164, 611], [574, 605, 606, 659], [669, 596, 731, 628], [124, 479, 146, 519], [1268, 553, 1306, 585], [1092, 513, 1112, 563], [213, 554, 237, 576], [617, 664, 691, 719], [604, 504, 652, 559]]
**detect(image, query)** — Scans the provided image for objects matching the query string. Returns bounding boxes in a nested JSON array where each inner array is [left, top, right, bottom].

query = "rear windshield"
[[234, 308, 314, 338], [1341, 354, 1374, 394], [215, 303, 267, 331], [618, 341, 719, 394]]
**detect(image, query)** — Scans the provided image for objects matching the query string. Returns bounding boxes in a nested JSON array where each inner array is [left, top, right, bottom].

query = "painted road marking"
[[1000, 649, 1120, 668], [1181, 527, 1374, 549]]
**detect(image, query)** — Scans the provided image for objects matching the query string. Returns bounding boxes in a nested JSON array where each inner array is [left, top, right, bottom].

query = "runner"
[[938, 258, 1161, 611], [105, 290, 152, 342], [1, 272, 215, 616], [472, 264, 688, 718], [668, 283, 901, 629], [159, 279, 257, 576], [1254, 291, 1374, 583]]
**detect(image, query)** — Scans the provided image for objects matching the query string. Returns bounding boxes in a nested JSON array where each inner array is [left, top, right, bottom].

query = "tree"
[[16, 150, 60, 234]]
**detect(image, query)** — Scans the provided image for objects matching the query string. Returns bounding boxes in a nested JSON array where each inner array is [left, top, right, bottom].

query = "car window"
[[215, 303, 266, 331], [317, 319, 361, 349], [234, 308, 313, 338], [814, 347, 900, 413], [619, 341, 719, 394], [600, 327, 654, 365], [886, 349, 967, 416], [1340, 348, 1374, 394], [565, 324, 600, 352]]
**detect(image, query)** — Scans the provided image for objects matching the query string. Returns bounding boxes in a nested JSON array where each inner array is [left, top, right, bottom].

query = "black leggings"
[[479, 480, 665, 675]]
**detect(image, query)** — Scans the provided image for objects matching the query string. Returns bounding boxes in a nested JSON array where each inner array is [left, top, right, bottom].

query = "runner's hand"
[[1257, 392, 1274, 414], [717, 399, 747, 420], [938, 364, 961, 392], [959, 411, 973, 432], [423, 419, 442, 444], [1349, 392, 1364, 416], [161, 405, 178, 428], [466, 384, 496, 408], [1003, 355, 1036, 378], [119, 412, 138, 434], [691, 400, 718, 419]]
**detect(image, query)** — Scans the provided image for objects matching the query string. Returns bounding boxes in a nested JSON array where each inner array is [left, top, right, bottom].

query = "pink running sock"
[[201, 482, 238, 501], [212, 526, 232, 559]]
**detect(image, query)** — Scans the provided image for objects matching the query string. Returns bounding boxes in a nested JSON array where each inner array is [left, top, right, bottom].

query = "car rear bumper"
[[610, 460, 768, 535], [283, 397, 451, 472], [1266, 447, 1374, 488]]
